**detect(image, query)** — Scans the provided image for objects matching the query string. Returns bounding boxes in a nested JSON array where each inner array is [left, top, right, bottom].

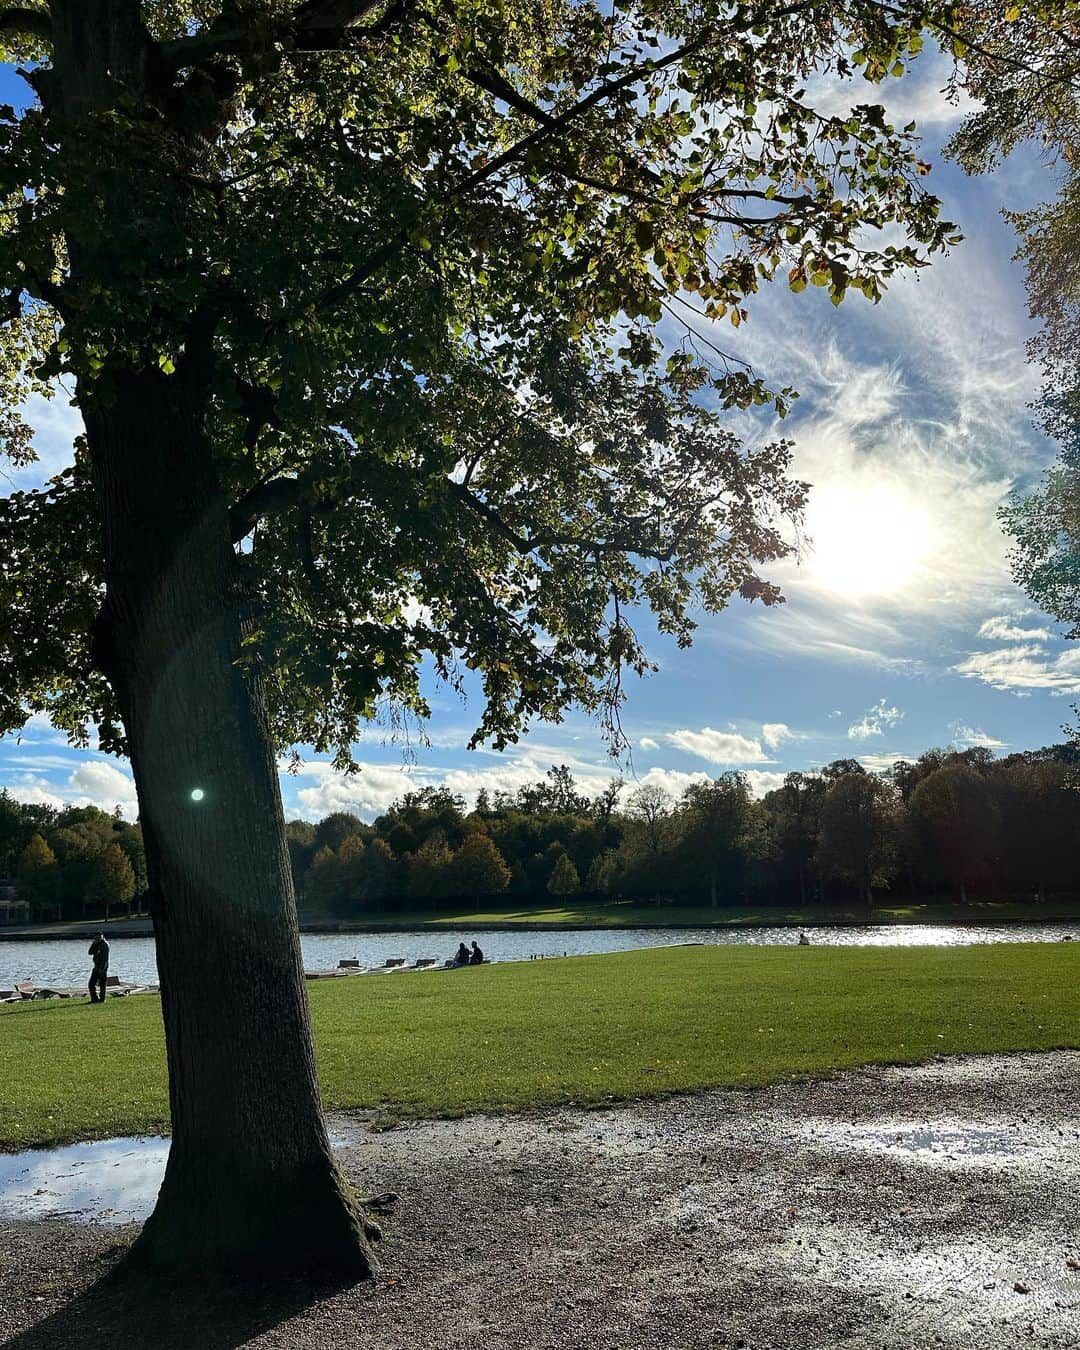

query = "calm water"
[[0, 1125, 362, 1224], [1, 922, 1076, 989]]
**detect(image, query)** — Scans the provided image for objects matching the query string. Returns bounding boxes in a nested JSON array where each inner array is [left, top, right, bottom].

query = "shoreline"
[[2, 910, 1079, 941]]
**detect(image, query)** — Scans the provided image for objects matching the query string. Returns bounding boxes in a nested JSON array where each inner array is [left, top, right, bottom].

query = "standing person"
[[469, 941, 484, 965], [88, 932, 110, 1003]]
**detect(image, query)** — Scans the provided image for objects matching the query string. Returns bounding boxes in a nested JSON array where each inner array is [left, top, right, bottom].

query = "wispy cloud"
[[856, 751, 916, 773], [950, 722, 1007, 749], [978, 616, 1053, 643], [848, 699, 905, 740], [953, 645, 1080, 696]]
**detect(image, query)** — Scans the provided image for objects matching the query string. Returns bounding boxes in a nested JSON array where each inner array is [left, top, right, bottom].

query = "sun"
[[807, 483, 933, 598]]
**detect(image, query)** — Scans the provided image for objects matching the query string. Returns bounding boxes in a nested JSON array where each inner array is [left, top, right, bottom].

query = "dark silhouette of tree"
[[678, 774, 761, 907], [908, 764, 998, 903], [764, 772, 825, 905], [816, 773, 900, 911], [313, 813, 368, 853]]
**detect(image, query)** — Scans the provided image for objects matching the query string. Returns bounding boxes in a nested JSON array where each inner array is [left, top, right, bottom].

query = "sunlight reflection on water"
[[1, 923, 1076, 989]]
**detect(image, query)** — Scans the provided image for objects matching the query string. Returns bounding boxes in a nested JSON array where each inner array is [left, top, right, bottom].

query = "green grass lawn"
[[2, 943, 1079, 1150], [303, 896, 1080, 929]]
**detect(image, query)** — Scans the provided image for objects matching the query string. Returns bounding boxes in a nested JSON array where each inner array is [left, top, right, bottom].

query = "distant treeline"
[[284, 746, 1080, 914], [0, 798, 147, 920], [4, 744, 1078, 923]]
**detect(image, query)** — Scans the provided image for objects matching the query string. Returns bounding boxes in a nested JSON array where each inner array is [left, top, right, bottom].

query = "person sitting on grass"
[[452, 942, 471, 967], [470, 941, 484, 965], [88, 933, 110, 1003]]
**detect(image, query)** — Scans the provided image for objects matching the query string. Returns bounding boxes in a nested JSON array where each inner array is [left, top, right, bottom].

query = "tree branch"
[[230, 475, 307, 542], [318, 0, 822, 312], [160, 0, 408, 68]]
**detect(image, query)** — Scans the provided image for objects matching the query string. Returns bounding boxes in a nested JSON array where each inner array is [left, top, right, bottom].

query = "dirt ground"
[[1, 1051, 1079, 1349]]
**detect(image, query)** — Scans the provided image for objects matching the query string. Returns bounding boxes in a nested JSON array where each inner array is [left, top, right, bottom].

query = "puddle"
[[0, 1136, 169, 1225], [0, 1125, 362, 1225], [801, 1119, 1044, 1165]]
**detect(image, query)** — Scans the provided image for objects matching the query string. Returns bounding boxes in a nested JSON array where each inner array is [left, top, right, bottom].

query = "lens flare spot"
[[190, 788, 205, 803]]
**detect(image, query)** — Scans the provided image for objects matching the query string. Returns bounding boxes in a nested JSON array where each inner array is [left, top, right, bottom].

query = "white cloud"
[[4, 760, 138, 818], [760, 722, 793, 750], [638, 736, 659, 751], [3, 391, 81, 492], [977, 615, 1053, 643], [745, 769, 788, 797], [67, 762, 139, 817], [805, 46, 975, 130], [6, 776, 68, 811], [847, 699, 905, 740], [665, 727, 770, 764], [283, 753, 720, 821], [953, 645, 1080, 696], [828, 709, 843, 719], [950, 722, 1007, 750]]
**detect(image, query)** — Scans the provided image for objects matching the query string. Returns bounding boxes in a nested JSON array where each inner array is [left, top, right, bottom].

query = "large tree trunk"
[[49, 0, 375, 1281], [85, 369, 375, 1280]]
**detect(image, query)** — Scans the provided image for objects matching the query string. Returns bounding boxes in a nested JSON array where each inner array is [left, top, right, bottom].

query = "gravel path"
[[2, 1051, 1079, 1349]]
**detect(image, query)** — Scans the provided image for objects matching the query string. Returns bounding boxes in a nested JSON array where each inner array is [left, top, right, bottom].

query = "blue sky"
[[2, 50, 1077, 822]]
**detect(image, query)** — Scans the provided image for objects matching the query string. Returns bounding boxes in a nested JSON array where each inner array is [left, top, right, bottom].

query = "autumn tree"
[[85, 839, 137, 917], [547, 852, 582, 897], [407, 831, 456, 903], [16, 832, 60, 919], [0, 0, 957, 1279], [451, 830, 511, 899]]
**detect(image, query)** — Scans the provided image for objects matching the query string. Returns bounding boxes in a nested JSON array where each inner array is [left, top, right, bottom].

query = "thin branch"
[[318, 0, 821, 311]]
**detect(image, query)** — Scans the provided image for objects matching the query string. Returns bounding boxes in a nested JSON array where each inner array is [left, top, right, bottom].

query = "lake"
[[2, 922, 1077, 989]]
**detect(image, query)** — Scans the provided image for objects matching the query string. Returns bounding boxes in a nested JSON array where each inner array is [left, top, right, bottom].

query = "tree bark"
[[48, 0, 376, 1281], [85, 369, 375, 1280]]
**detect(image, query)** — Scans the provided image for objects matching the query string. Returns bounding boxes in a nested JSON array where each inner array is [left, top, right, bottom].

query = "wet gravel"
[[2, 1051, 1079, 1349]]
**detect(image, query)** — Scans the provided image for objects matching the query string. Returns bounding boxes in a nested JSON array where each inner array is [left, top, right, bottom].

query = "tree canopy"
[[0, 0, 961, 762]]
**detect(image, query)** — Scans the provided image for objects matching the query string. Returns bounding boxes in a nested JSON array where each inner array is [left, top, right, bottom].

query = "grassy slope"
[[304, 897, 1080, 929], [2, 943, 1079, 1150], [7, 898, 1080, 938]]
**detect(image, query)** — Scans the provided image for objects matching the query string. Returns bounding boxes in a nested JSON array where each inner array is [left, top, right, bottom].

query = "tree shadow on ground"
[[0, 1259, 357, 1350]]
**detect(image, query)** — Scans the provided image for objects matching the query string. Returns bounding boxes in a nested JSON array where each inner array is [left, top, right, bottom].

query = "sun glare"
[[808, 484, 933, 598]]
